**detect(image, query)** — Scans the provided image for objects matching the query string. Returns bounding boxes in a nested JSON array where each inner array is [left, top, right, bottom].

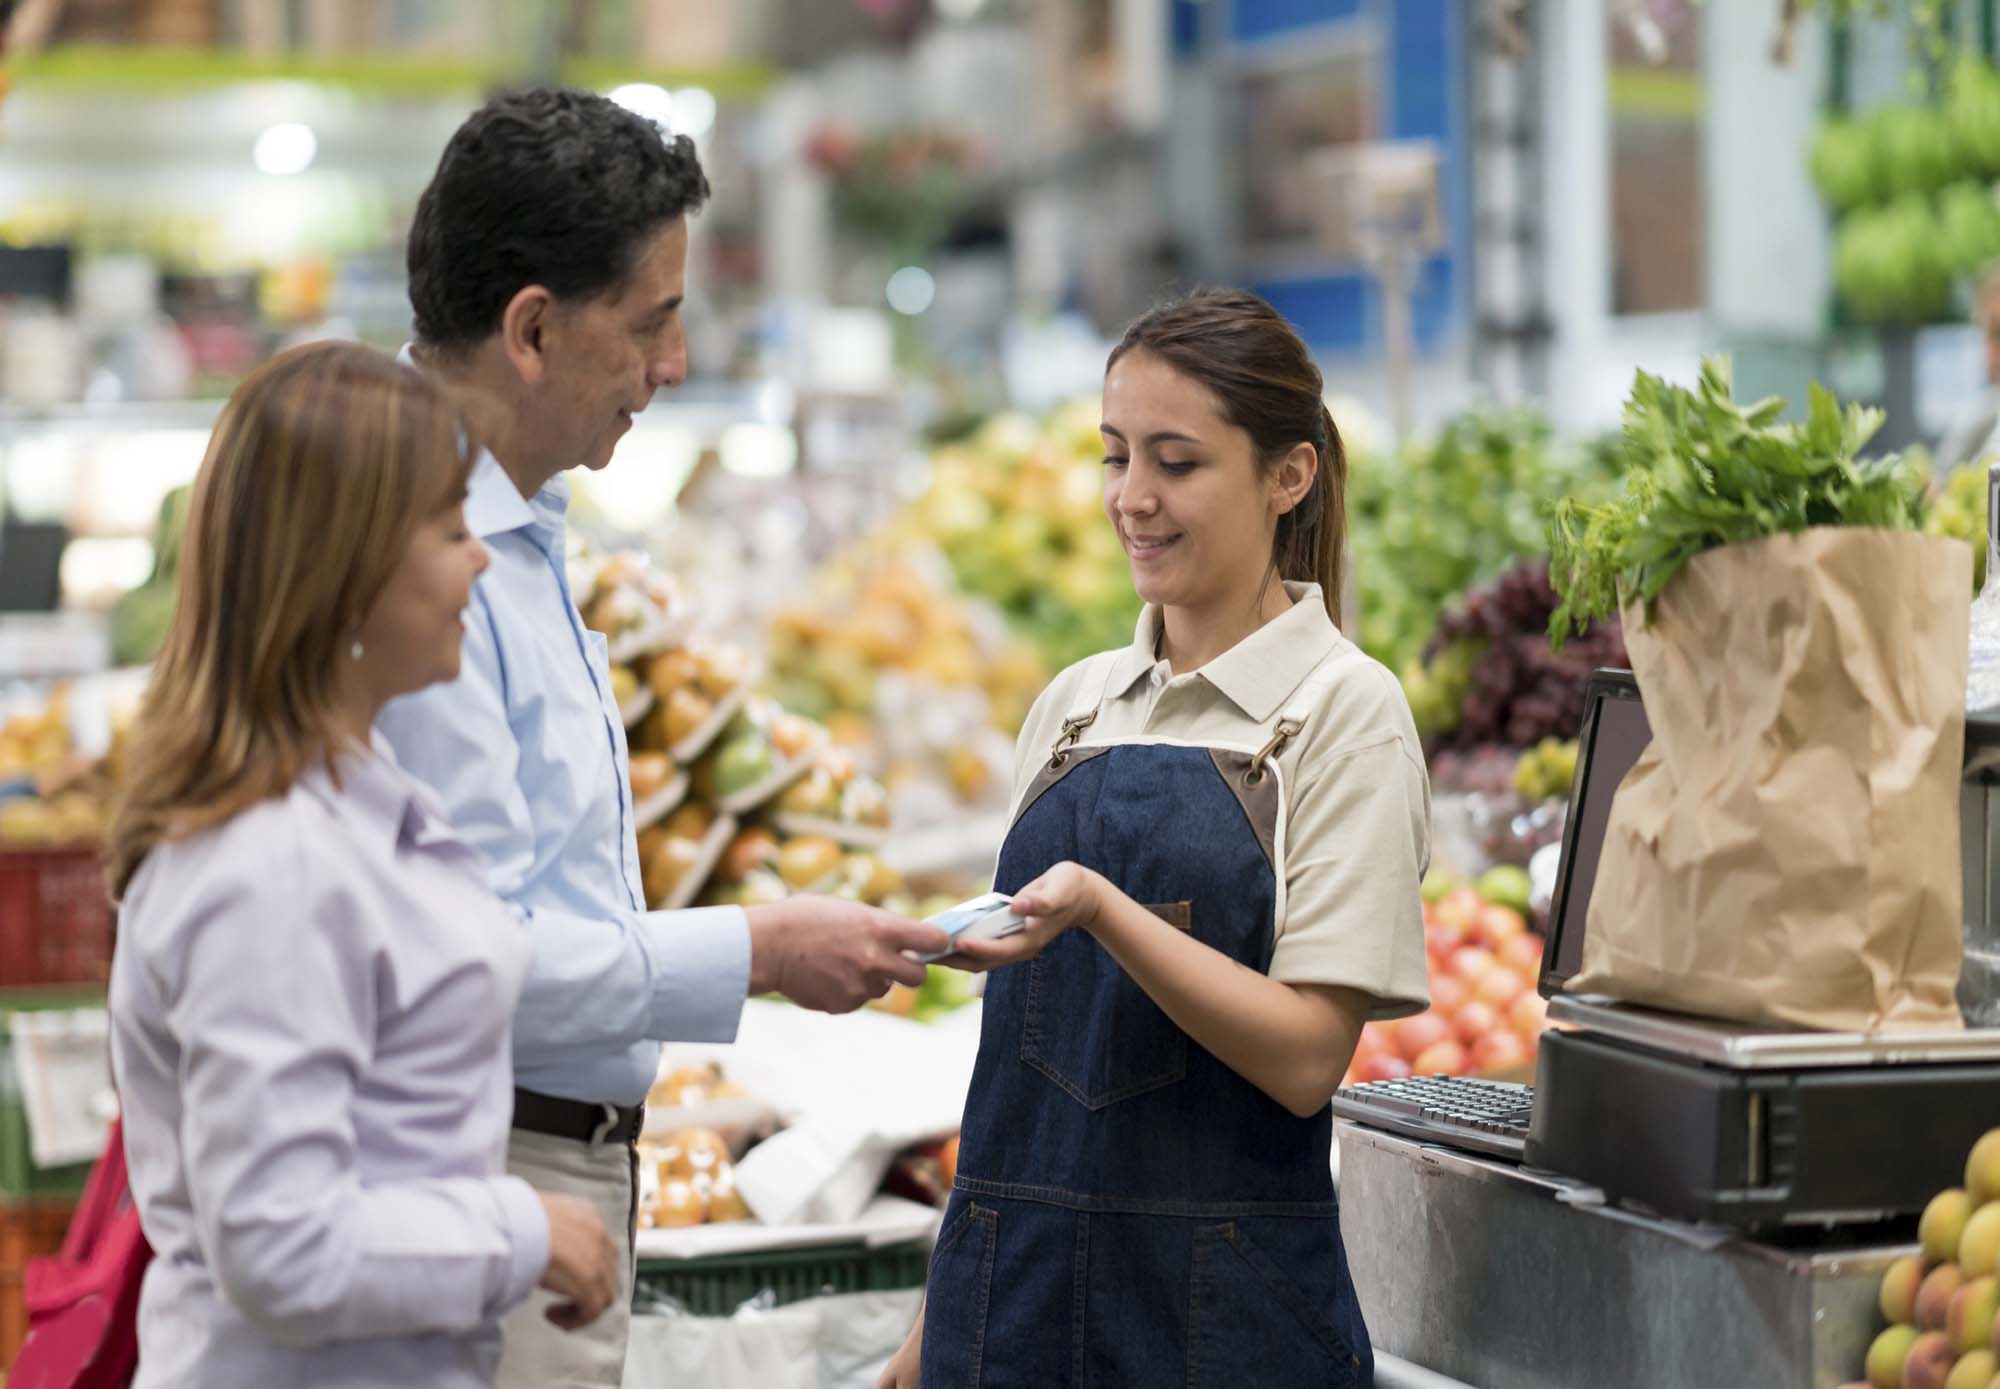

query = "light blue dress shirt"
[[376, 439, 751, 1108], [110, 736, 549, 1389]]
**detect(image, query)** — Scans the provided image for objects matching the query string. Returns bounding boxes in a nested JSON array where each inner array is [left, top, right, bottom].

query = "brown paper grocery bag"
[[1571, 528, 1969, 1032]]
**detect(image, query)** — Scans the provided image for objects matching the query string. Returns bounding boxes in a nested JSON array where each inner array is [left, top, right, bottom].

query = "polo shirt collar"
[[1106, 582, 1342, 723]]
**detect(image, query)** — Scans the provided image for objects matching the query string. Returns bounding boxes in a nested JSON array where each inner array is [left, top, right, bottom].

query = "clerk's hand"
[[534, 1192, 618, 1331], [875, 1301, 924, 1387], [746, 897, 948, 1013], [945, 862, 1105, 972]]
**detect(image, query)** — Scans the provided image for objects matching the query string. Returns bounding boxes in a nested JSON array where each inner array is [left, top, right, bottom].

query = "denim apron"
[[922, 654, 1372, 1388]]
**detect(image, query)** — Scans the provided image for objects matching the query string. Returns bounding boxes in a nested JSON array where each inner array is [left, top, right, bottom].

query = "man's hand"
[[945, 862, 1104, 972], [745, 897, 949, 1014]]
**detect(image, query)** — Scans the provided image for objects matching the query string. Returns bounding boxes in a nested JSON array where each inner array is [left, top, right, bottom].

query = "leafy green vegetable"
[[1547, 358, 1925, 646], [1348, 408, 1622, 670]]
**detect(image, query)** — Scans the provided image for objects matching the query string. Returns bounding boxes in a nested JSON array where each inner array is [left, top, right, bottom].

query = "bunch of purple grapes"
[[1422, 558, 1628, 751]]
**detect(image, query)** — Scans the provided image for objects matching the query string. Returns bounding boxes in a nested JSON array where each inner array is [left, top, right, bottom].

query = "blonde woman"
[[106, 341, 617, 1388]]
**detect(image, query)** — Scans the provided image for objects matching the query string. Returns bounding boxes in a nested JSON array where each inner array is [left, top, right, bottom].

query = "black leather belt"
[[512, 1087, 644, 1146]]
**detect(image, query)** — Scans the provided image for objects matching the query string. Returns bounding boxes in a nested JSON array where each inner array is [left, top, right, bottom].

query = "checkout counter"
[[1333, 678, 2000, 1388]]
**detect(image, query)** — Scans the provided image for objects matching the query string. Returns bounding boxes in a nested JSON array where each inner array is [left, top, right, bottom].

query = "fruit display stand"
[[1338, 1122, 1907, 1389]]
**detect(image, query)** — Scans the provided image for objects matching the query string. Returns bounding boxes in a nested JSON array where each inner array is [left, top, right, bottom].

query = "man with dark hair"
[[378, 88, 949, 1386]]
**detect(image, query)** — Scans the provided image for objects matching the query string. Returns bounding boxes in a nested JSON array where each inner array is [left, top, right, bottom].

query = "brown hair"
[[107, 341, 479, 898], [1106, 288, 1346, 620]]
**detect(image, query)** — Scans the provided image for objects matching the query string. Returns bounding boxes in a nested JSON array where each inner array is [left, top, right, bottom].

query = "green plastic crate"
[[0, 987, 107, 1201], [634, 1238, 931, 1317]]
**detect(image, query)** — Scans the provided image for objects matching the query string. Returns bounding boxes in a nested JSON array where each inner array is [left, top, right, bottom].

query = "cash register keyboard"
[[1330, 1075, 1534, 1162]]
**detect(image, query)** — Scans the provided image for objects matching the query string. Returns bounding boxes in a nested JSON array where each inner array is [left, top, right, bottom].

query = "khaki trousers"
[[495, 1126, 638, 1389]]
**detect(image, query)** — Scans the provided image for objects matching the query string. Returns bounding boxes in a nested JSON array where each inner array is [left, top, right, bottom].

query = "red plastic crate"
[[0, 848, 113, 989]]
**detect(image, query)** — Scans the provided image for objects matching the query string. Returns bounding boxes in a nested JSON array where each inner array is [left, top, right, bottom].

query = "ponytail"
[[1309, 401, 1346, 623]]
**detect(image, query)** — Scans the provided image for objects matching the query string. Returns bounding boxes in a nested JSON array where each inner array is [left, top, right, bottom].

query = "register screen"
[[1548, 690, 1653, 987]]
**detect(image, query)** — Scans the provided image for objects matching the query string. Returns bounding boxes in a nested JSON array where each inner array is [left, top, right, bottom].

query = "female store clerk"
[[881, 289, 1431, 1388], [105, 342, 618, 1388]]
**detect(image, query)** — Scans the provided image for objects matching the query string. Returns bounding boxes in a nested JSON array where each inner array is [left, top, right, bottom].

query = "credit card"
[[919, 892, 1028, 962]]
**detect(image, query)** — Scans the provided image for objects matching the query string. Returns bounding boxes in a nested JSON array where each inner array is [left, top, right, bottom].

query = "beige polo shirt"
[[1008, 582, 1432, 1022]]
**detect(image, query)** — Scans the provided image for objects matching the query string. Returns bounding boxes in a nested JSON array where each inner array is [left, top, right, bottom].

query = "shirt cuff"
[[640, 906, 751, 1043], [488, 1174, 551, 1317]]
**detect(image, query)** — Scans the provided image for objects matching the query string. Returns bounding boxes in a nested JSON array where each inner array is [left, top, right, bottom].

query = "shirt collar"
[[465, 450, 538, 540], [1105, 582, 1343, 723], [397, 341, 547, 543], [322, 732, 433, 854]]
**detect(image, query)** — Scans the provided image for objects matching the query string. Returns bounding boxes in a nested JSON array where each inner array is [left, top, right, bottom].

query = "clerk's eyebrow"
[[640, 294, 683, 324], [1101, 425, 1204, 448]]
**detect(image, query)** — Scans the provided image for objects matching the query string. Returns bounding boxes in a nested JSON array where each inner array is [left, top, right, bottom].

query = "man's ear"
[[1272, 440, 1319, 516], [499, 285, 557, 387]]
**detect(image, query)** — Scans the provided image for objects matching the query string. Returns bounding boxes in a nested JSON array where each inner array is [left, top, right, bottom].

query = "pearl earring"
[[350, 639, 365, 662]]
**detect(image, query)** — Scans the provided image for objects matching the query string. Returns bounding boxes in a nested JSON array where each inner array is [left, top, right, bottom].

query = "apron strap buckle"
[[1049, 711, 1096, 768], [1245, 717, 1304, 785]]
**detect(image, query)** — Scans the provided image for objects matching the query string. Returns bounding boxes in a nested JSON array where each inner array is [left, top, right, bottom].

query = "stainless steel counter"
[[1338, 1123, 1908, 1389]]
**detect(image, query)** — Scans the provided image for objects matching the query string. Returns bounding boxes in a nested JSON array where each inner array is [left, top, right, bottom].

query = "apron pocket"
[[921, 1200, 997, 1389], [1021, 928, 1187, 1109], [1188, 1221, 1364, 1389]]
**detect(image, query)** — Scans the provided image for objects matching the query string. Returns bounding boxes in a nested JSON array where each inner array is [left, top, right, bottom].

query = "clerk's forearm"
[[1086, 894, 1366, 1118]]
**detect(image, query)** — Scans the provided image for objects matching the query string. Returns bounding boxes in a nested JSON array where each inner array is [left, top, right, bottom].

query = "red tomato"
[[1497, 933, 1544, 977], [1471, 1030, 1530, 1075], [1449, 946, 1495, 982], [1425, 922, 1467, 959], [1411, 1040, 1469, 1076], [1451, 1000, 1499, 1048], [1473, 966, 1528, 1007], [1474, 904, 1527, 947], [1392, 1011, 1451, 1062], [1509, 991, 1551, 1038], [1433, 888, 1483, 932], [1427, 974, 1468, 1017]]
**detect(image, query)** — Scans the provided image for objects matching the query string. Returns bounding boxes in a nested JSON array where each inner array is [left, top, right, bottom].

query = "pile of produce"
[[1851, 1128, 2000, 1389], [636, 1126, 754, 1229], [1348, 407, 1623, 673], [1927, 459, 1991, 592], [1814, 57, 2000, 323], [1512, 738, 1580, 802], [766, 557, 1048, 740], [1340, 869, 1551, 1086], [0, 685, 126, 848], [1549, 358, 1923, 644], [1401, 557, 1629, 750], [891, 403, 1140, 673], [583, 552, 979, 1025], [763, 555, 1043, 816]]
